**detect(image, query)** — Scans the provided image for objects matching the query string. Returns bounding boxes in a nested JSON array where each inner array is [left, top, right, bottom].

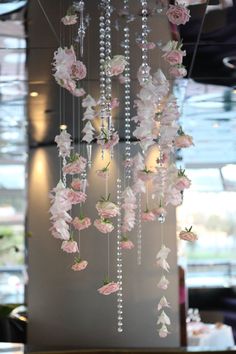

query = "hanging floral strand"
[[48, 0, 197, 339], [96, 0, 120, 296]]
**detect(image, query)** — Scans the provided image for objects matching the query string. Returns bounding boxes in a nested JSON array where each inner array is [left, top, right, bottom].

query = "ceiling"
[[0, 0, 235, 171]]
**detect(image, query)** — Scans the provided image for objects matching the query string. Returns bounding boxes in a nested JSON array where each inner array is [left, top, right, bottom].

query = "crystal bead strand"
[[140, 0, 149, 83], [62, 156, 67, 186], [104, 0, 114, 158], [137, 193, 142, 265], [157, 150, 166, 224], [123, 0, 131, 181], [61, 126, 67, 186], [136, 0, 149, 265], [99, 0, 106, 159], [116, 178, 123, 333]]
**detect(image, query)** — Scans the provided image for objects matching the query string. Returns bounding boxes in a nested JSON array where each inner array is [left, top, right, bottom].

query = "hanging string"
[[107, 230, 110, 280], [137, 193, 142, 266], [105, 171, 110, 281], [146, 182, 149, 209], [59, 0, 63, 181], [161, 222, 164, 249], [36, 0, 60, 44], [79, 230, 81, 256]]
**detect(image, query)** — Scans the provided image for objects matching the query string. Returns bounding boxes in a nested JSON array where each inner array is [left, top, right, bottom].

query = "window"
[[0, 18, 27, 304], [176, 80, 236, 288]]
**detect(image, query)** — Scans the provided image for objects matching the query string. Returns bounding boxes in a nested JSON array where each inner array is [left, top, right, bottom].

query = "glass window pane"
[[178, 190, 236, 287], [0, 165, 25, 189]]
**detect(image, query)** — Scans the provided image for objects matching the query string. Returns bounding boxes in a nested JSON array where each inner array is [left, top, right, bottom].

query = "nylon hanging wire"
[[36, 0, 60, 44], [187, 0, 210, 79], [179, 0, 210, 113]]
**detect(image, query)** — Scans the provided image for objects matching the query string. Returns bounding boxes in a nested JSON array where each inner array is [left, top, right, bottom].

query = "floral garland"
[[52, 46, 86, 97], [49, 0, 198, 338], [49, 130, 91, 271]]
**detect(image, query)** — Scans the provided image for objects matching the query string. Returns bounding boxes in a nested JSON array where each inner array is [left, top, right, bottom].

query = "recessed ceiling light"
[[30, 92, 38, 97], [60, 124, 67, 130]]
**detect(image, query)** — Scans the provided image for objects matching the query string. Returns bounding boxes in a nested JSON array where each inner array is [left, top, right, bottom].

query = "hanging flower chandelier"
[[49, 0, 195, 338]]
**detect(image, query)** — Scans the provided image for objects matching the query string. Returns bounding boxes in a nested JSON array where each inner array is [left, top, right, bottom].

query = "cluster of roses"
[[94, 194, 119, 234], [162, 40, 187, 79], [52, 46, 86, 97], [166, 0, 190, 27], [97, 55, 127, 151], [50, 130, 91, 272], [94, 169, 135, 296], [81, 94, 121, 146], [166, 0, 190, 78], [93, 194, 120, 296], [130, 58, 194, 336], [80, 56, 126, 152], [132, 62, 194, 220], [133, 67, 169, 152]]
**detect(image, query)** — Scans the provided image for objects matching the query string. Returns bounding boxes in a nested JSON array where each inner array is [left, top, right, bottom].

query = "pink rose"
[[179, 228, 198, 242], [72, 216, 91, 231], [71, 61, 87, 80], [137, 169, 154, 182], [169, 65, 187, 78], [175, 176, 191, 190], [97, 131, 119, 150], [166, 187, 182, 206], [53, 46, 76, 69], [105, 55, 127, 77], [166, 4, 190, 26], [96, 170, 109, 179], [50, 226, 69, 240], [61, 14, 78, 25], [96, 200, 120, 218], [61, 240, 79, 253], [67, 190, 87, 204], [94, 219, 114, 234], [63, 154, 87, 175], [71, 178, 81, 190], [152, 207, 167, 218], [121, 239, 134, 250], [98, 281, 120, 295], [96, 162, 110, 179], [175, 134, 194, 148], [71, 260, 88, 271], [141, 211, 156, 222], [163, 50, 186, 66]]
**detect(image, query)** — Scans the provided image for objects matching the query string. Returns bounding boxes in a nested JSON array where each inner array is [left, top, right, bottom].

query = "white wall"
[[27, 144, 180, 349]]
